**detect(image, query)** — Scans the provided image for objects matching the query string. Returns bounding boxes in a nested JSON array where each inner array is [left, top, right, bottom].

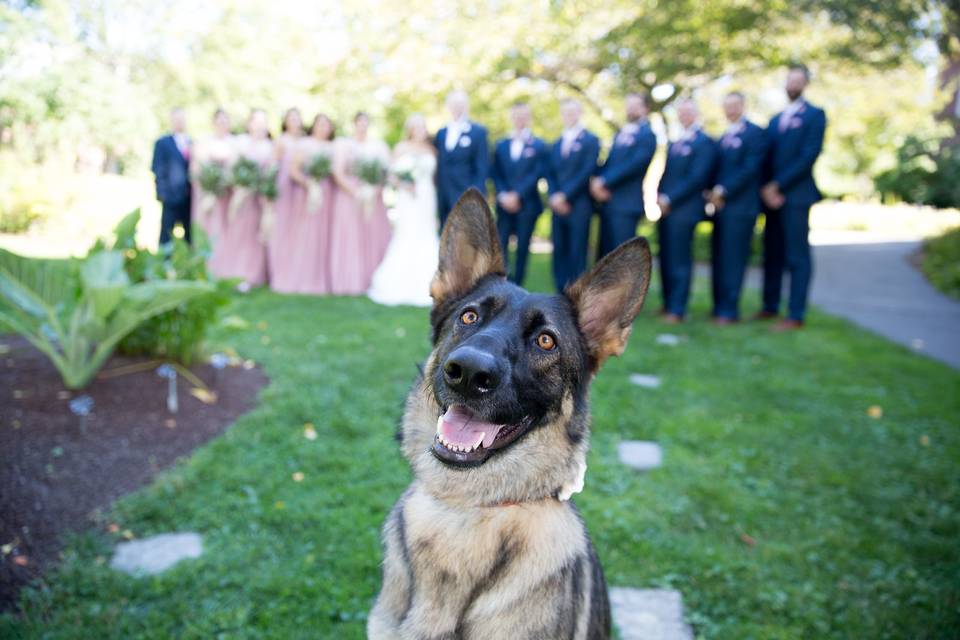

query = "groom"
[[434, 90, 489, 228], [151, 106, 193, 245]]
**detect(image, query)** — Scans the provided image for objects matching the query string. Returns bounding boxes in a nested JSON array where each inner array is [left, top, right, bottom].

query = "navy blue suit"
[[710, 119, 767, 319], [761, 100, 826, 321], [151, 134, 192, 245], [546, 129, 600, 291], [597, 121, 657, 258], [435, 121, 489, 229], [490, 133, 547, 285], [656, 129, 718, 317]]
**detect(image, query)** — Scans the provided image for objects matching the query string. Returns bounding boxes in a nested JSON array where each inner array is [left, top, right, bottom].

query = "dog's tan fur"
[[369, 190, 651, 640]]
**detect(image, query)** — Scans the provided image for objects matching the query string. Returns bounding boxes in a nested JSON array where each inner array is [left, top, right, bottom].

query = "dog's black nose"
[[443, 346, 501, 396]]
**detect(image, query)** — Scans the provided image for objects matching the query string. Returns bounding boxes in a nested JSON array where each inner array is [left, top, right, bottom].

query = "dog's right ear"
[[430, 188, 505, 307], [565, 237, 652, 371]]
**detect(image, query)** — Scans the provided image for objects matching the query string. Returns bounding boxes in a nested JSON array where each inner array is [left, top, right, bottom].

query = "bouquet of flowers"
[[304, 152, 332, 213], [256, 165, 279, 242], [391, 155, 417, 186], [355, 156, 388, 217], [196, 161, 229, 225], [227, 157, 261, 220]]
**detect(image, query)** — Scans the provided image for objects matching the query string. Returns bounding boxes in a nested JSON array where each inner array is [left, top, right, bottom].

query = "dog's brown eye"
[[461, 310, 479, 325], [536, 332, 556, 351]]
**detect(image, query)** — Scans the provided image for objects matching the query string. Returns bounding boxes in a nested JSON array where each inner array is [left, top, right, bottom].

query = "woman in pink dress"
[[191, 108, 235, 246], [282, 114, 337, 294], [329, 112, 392, 295], [267, 108, 306, 292], [208, 109, 273, 290]]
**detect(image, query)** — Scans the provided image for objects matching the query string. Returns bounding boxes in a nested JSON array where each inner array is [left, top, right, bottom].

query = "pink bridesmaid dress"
[[267, 137, 309, 293], [293, 137, 335, 294], [328, 138, 392, 295], [207, 135, 271, 288]]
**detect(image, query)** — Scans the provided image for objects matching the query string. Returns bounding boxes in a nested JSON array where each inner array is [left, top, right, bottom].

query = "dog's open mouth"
[[431, 405, 533, 467]]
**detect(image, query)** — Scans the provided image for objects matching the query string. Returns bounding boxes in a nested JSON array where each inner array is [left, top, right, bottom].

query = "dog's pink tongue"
[[440, 406, 503, 449]]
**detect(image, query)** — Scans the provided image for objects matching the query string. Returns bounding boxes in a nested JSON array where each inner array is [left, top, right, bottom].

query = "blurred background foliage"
[[1, 0, 959, 235]]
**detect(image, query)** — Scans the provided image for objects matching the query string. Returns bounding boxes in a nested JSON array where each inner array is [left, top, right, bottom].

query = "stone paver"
[[618, 441, 663, 471], [609, 587, 694, 640], [110, 532, 203, 576], [628, 373, 662, 388]]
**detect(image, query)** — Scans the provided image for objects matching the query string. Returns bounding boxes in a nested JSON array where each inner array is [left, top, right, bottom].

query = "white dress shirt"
[[510, 128, 530, 161], [445, 118, 469, 152], [779, 98, 805, 132], [560, 125, 583, 157]]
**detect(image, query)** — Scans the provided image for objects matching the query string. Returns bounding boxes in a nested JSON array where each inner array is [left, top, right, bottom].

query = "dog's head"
[[400, 189, 651, 506]]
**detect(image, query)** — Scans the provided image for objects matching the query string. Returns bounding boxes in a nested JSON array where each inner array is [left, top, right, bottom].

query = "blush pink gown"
[[328, 139, 392, 295], [207, 136, 271, 287], [267, 140, 307, 293]]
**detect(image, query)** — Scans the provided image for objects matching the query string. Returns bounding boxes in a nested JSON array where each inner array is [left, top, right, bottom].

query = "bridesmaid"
[[208, 108, 273, 291], [329, 111, 392, 295], [191, 107, 235, 245], [283, 113, 337, 294], [267, 108, 305, 291]]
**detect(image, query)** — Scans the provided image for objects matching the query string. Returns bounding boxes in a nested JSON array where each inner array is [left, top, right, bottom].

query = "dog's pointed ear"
[[565, 237, 652, 370], [430, 188, 505, 306]]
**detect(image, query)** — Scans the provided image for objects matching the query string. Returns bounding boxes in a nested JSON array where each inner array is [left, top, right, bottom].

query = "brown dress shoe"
[[771, 319, 804, 332], [751, 311, 779, 321], [661, 313, 684, 325]]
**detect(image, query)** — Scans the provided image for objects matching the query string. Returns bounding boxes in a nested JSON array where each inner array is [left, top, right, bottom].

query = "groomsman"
[[546, 99, 600, 291], [758, 64, 827, 330], [707, 91, 767, 324], [435, 90, 489, 228], [656, 98, 718, 323], [591, 92, 658, 258], [490, 102, 548, 285], [151, 107, 192, 245]]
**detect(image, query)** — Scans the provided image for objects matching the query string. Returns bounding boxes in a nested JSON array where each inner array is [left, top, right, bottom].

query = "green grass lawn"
[[3, 254, 959, 639]]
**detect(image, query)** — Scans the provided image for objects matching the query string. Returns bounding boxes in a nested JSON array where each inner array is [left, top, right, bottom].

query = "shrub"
[[874, 137, 960, 209], [921, 226, 960, 299]]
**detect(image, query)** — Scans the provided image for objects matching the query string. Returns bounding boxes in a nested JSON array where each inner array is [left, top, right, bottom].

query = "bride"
[[368, 114, 439, 307]]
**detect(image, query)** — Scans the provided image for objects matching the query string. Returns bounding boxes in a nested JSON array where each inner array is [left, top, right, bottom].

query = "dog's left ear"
[[565, 237, 652, 370], [431, 188, 505, 306]]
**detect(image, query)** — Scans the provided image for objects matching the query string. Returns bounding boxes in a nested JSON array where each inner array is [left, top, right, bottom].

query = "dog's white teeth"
[[436, 415, 444, 435], [473, 433, 485, 450]]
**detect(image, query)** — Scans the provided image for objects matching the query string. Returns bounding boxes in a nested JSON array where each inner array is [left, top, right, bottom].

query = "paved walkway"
[[699, 232, 960, 370]]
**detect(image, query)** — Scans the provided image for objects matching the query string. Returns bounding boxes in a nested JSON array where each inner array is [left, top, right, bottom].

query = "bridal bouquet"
[[197, 161, 229, 223], [227, 157, 261, 220], [355, 156, 387, 217], [304, 152, 332, 213]]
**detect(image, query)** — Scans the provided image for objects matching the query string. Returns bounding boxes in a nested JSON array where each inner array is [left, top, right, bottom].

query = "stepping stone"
[[110, 532, 203, 576], [609, 587, 694, 640], [655, 333, 681, 346], [629, 373, 662, 388], [618, 441, 663, 471]]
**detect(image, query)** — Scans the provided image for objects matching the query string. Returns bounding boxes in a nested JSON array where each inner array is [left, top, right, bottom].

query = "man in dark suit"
[[490, 102, 547, 285], [656, 98, 718, 323], [591, 92, 658, 259], [434, 90, 489, 228], [707, 91, 768, 324], [151, 107, 192, 245], [546, 99, 600, 291], [758, 64, 827, 330]]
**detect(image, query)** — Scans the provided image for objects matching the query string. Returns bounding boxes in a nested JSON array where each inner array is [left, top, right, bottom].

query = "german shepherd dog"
[[368, 189, 652, 640]]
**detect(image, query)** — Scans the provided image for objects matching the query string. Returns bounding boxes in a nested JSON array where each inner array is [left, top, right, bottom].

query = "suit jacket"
[[658, 129, 717, 219], [599, 121, 657, 217], [714, 119, 767, 217], [765, 100, 826, 207], [547, 129, 600, 213], [435, 121, 489, 205], [490, 134, 547, 216], [151, 134, 191, 205]]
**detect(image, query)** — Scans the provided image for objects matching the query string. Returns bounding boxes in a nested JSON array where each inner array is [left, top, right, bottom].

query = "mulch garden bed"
[[0, 336, 268, 611]]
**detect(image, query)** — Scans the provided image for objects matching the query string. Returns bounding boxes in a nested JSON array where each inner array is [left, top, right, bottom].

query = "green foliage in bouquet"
[[198, 161, 230, 197], [393, 168, 416, 184], [306, 153, 333, 180], [100, 211, 235, 364], [0, 230, 214, 389], [257, 166, 279, 201], [355, 157, 387, 186], [231, 157, 261, 189]]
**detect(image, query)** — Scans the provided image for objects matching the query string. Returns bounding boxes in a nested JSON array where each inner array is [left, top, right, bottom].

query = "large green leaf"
[[111, 209, 141, 250], [80, 250, 129, 321], [0, 248, 76, 313]]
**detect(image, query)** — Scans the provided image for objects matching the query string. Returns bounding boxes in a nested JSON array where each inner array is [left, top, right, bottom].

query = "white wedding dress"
[[367, 152, 439, 307]]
